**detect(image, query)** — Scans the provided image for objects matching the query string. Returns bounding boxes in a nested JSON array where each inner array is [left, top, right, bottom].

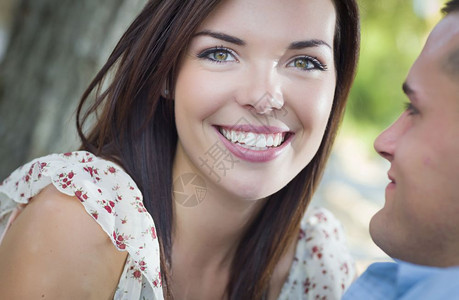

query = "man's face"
[[370, 12, 459, 267]]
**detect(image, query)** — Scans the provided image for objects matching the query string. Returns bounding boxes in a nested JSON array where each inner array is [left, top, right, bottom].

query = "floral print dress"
[[0, 151, 355, 300]]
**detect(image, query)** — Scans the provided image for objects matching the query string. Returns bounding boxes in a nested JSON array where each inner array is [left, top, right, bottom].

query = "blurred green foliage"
[[344, 0, 445, 139]]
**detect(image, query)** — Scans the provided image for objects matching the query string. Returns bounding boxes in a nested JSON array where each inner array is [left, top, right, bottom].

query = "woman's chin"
[[217, 176, 284, 201]]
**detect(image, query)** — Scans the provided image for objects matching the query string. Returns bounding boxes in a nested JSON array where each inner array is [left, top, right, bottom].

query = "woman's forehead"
[[196, 0, 337, 44]]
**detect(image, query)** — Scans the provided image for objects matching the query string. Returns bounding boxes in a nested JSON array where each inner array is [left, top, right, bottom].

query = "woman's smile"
[[214, 124, 294, 162]]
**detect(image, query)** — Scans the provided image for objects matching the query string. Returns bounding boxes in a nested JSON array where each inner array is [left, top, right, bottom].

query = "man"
[[343, 1, 459, 299]]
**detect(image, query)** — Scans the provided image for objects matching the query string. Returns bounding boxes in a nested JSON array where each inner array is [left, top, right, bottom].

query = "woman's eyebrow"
[[193, 31, 331, 51], [288, 39, 331, 50], [193, 30, 246, 46]]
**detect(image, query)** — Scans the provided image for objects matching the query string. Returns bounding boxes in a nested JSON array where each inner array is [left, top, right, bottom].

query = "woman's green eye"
[[198, 47, 237, 63], [288, 56, 327, 71], [294, 58, 310, 69], [213, 51, 228, 61]]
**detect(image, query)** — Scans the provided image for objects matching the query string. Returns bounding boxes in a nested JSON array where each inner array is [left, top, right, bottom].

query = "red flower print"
[[298, 228, 306, 240], [91, 211, 99, 220], [153, 271, 162, 287], [64, 152, 72, 156], [139, 260, 146, 271], [151, 227, 157, 239], [108, 166, 116, 174], [113, 230, 131, 250], [83, 166, 99, 178], [340, 262, 349, 275], [304, 277, 311, 294], [133, 270, 141, 279], [109, 201, 115, 208], [118, 244, 126, 250], [312, 245, 323, 259], [68, 172, 74, 179], [134, 202, 147, 213], [104, 205, 112, 213], [75, 190, 83, 201], [314, 212, 328, 223]]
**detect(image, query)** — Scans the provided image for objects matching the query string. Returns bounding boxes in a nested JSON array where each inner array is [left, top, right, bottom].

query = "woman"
[[0, 0, 360, 299]]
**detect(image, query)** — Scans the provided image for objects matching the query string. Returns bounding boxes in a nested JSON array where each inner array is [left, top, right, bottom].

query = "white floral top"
[[0, 151, 355, 300]]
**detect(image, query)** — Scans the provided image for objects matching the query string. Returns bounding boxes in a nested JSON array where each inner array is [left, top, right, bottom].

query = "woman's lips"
[[214, 125, 293, 163]]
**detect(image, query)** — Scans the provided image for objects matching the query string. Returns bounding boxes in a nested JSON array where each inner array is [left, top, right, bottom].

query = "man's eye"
[[288, 56, 327, 71], [198, 47, 237, 63], [404, 102, 419, 115]]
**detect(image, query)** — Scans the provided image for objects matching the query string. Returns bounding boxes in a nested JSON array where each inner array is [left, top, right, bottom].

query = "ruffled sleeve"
[[278, 206, 356, 300], [0, 151, 163, 300]]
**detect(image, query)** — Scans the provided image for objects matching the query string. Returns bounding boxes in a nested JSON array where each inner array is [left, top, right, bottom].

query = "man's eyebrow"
[[402, 82, 414, 96], [193, 30, 246, 46], [288, 39, 332, 50]]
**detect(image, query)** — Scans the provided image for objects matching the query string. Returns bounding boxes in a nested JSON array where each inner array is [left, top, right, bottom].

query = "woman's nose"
[[236, 64, 284, 114]]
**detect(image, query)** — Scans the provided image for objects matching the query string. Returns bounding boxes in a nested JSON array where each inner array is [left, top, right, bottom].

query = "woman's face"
[[173, 0, 337, 200]]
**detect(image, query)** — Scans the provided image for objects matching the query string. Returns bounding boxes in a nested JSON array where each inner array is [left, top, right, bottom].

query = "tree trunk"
[[0, 0, 145, 179]]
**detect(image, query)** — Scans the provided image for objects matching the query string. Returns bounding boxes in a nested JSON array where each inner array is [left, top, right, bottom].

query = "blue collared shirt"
[[342, 260, 459, 300]]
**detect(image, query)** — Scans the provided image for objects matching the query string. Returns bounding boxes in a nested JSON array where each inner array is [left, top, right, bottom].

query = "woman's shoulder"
[[0, 183, 127, 299], [0, 151, 163, 298], [278, 206, 356, 300]]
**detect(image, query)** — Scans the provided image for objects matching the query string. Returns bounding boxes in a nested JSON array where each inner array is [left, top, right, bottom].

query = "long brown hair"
[[76, 0, 360, 299]]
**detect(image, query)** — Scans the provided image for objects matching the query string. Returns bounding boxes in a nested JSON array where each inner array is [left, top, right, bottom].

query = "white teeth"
[[245, 132, 257, 146], [237, 132, 245, 143], [219, 128, 287, 149], [274, 133, 281, 147], [256, 135, 267, 148], [266, 135, 274, 147], [231, 130, 237, 143]]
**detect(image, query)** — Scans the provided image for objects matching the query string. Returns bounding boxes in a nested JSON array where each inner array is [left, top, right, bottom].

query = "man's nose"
[[374, 114, 408, 162]]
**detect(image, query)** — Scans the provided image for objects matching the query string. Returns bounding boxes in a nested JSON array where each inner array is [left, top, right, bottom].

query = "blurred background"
[[0, 0, 448, 274]]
